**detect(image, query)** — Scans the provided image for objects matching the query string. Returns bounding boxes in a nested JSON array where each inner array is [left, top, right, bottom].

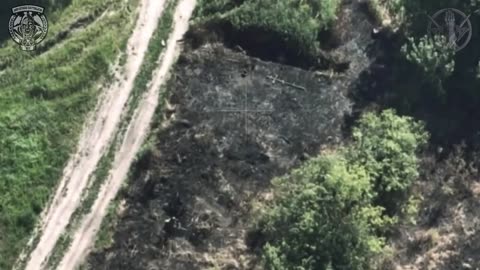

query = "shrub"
[[365, 0, 405, 28], [401, 35, 455, 96], [261, 154, 388, 270], [402, 36, 455, 80], [349, 110, 428, 194]]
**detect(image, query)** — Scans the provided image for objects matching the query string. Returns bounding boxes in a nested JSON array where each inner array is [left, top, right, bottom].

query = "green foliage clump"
[[260, 110, 427, 270], [261, 154, 387, 270], [349, 109, 429, 194], [195, 0, 341, 55], [401, 36, 455, 86]]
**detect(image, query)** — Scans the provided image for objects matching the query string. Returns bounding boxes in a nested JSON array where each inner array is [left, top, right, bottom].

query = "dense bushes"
[[194, 0, 341, 55], [259, 110, 427, 270]]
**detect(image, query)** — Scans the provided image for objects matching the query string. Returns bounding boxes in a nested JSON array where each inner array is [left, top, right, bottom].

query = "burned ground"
[[85, 41, 373, 269]]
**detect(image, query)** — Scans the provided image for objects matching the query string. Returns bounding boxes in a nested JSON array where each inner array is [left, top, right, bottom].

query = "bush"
[[261, 154, 388, 270], [349, 110, 428, 194], [401, 35, 455, 94]]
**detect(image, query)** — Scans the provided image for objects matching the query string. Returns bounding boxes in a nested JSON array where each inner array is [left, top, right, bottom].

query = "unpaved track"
[[23, 0, 167, 269], [56, 0, 196, 269]]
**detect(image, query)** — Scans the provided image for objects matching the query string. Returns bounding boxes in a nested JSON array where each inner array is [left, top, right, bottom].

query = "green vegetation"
[[367, 0, 480, 144], [0, 0, 137, 268], [123, 0, 177, 126], [349, 109, 428, 216], [261, 154, 388, 270], [349, 110, 428, 195], [259, 110, 427, 270], [94, 199, 121, 250], [194, 0, 341, 55], [402, 36, 454, 92]]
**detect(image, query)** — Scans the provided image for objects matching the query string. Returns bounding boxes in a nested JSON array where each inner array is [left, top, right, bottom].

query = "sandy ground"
[[22, 0, 167, 269], [56, 0, 196, 269]]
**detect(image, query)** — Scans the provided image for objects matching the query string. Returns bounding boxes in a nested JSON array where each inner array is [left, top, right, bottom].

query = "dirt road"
[[22, 0, 167, 269], [56, 0, 196, 269]]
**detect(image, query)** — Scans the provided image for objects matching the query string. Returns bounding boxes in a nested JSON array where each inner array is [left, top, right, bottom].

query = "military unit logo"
[[9, 5, 48, 51], [427, 8, 472, 52]]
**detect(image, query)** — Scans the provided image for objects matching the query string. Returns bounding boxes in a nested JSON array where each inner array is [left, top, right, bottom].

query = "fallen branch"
[[267, 75, 306, 91]]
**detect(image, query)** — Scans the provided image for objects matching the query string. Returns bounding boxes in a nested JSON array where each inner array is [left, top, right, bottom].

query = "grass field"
[[0, 0, 138, 268]]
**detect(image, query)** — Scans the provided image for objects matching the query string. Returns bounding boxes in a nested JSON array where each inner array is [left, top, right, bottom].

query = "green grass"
[[94, 199, 121, 250], [42, 1, 179, 268], [0, 0, 138, 268], [122, 0, 178, 126]]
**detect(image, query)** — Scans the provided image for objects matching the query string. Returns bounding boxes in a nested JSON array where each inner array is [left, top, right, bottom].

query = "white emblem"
[[9, 5, 48, 51]]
